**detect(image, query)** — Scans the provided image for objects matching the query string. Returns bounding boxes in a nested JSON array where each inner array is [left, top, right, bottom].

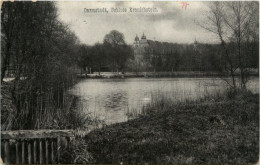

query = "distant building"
[[132, 33, 178, 56], [133, 33, 149, 47], [131, 33, 176, 71]]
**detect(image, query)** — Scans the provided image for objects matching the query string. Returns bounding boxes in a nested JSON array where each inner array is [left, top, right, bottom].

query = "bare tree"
[[199, 1, 259, 89]]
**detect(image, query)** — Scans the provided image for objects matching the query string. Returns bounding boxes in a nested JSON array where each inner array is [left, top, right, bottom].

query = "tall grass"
[[125, 87, 250, 120], [1, 74, 106, 163], [1, 69, 104, 131]]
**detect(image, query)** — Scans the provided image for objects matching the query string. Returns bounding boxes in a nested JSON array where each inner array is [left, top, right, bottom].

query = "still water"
[[71, 77, 259, 125]]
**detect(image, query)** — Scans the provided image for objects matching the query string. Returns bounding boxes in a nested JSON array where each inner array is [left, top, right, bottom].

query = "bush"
[[60, 138, 94, 164]]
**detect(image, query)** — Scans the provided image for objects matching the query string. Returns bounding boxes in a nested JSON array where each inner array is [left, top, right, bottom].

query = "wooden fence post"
[[57, 136, 61, 163], [28, 142, 32, 164], [45, 139, 49, 164], [15, 141, 19, 164], [22, 141, 25, 164], [4, 140, 9, 164], [39, 140, 43, 164], [51, 140, 54, 163], [34, 140, 37, 163]]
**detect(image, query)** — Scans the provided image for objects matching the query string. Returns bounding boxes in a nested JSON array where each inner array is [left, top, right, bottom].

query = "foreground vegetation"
[[1, 1, 85, 130], [82, 89, 258, 164]]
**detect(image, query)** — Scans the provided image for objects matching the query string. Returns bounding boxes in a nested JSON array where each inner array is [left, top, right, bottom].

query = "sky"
[[57, 1, 218, 45]]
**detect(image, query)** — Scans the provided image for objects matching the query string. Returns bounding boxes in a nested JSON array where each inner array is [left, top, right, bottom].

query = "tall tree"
[[77, 44, 93, 74], [1, 2, 20, 82], [103, 30, 126, 72], [115, 44, 134, 73], [200, 1, 259, 88], [103, 30, 126, 46], [92, 43, 106, 75], [1, 1, 81, 129]]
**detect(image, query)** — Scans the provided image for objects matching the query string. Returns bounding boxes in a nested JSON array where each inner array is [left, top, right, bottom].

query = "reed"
[[1, 72, 104, 164], [1, 69, 103, 131], [125, 87, 251, 120]]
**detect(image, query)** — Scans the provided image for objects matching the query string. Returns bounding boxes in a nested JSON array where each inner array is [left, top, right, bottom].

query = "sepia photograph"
[[1, 0, 259, 164]]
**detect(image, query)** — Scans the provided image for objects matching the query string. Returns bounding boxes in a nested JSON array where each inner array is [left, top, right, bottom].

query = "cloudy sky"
[[57, 1, 217, 45]]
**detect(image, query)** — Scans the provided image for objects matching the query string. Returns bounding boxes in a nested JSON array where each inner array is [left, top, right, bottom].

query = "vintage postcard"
[[1, 0, 259, 164]]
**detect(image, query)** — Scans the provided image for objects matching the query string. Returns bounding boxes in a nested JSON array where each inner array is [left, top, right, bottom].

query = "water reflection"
[[70, 77, 259, 125], [104, 91, 127, 110]]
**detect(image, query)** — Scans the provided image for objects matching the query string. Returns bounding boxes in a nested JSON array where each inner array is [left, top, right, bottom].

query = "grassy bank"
[[84, 90, 259, 164]]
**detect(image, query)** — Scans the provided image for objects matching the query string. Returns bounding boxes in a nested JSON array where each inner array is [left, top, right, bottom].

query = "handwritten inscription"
[[180, 2, 189, 10]]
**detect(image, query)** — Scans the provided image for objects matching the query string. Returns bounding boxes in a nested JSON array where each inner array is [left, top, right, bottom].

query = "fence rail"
[[1, 130, 74, 164]]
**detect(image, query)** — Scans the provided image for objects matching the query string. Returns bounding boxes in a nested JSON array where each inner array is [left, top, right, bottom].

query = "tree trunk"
[[219, 36, 236, 88], [1, 43, 11, 82]]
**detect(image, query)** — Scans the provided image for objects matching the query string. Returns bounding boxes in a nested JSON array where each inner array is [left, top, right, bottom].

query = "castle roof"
[[141, 32, 146, 40], [135, 35, 139, 41]]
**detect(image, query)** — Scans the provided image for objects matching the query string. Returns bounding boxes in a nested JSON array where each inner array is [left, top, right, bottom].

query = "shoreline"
[[76, 71, 259, 79]]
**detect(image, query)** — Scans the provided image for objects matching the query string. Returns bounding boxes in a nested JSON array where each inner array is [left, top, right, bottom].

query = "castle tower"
[[141, 32, 146, 39], [133, 34, 139, 46], [135, 34, 139, 42], [139, 32, 148, 46]]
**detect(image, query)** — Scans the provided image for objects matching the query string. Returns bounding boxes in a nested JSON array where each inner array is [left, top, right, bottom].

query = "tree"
[[103, 30, 126, 72], [92, 43, 107, 75], [77, 44, 93, 74], [1, 1, 81, 129], [199, 1, 259, 88], [1, 2, 20, 82], [115, 44, 134, 73], [150, 50, 163, 72], [104, 30, 126, 46]]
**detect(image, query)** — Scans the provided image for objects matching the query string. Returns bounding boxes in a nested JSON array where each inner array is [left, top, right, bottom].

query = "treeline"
[[77, 40, 258, 74], [1, 2, 81, 130], [77, 30, 133, 74], [129, 42, 258, 72]]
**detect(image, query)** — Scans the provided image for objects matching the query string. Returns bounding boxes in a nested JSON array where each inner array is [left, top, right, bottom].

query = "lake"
[[71, 77, 259, 125]]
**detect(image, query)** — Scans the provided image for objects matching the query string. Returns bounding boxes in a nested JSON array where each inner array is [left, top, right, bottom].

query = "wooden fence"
[[1, 130, 74, 164]]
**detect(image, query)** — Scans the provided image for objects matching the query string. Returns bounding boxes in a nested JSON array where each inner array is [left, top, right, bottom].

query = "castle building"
[[132, 33, 178, 55], [131, 33, 150, 70], [133, 33, 149, 47], [130, 34, 205, 72], [131, 33, 177, 71]]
